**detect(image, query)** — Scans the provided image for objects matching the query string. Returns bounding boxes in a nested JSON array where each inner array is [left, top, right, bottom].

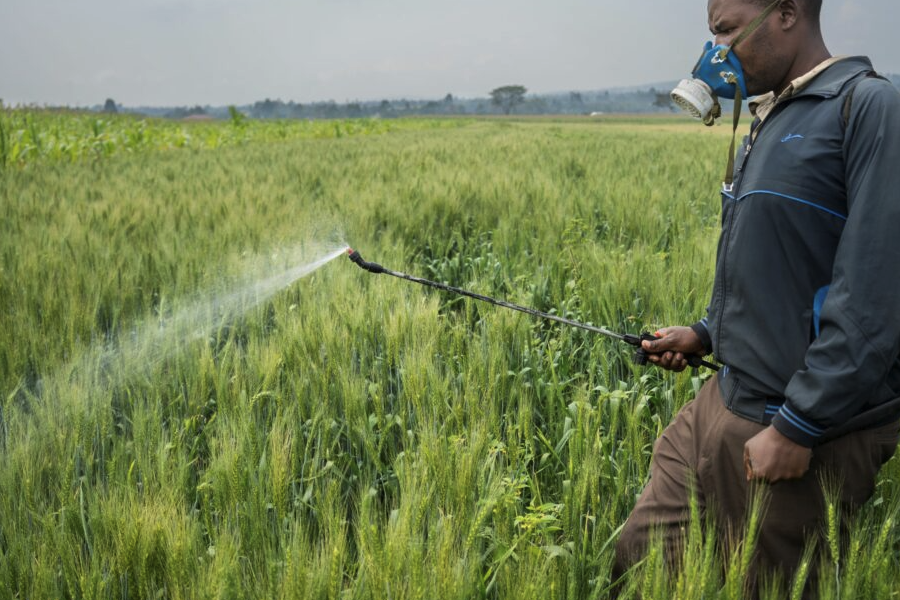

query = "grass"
[[1, 115, 898, 599]]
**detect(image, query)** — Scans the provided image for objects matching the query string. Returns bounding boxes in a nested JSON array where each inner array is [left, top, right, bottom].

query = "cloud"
[[837, 1, 864, 21], [1, 0, 897, 106]]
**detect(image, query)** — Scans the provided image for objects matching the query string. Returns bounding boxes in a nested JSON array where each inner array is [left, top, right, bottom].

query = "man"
[[614, 0, 900, 589]]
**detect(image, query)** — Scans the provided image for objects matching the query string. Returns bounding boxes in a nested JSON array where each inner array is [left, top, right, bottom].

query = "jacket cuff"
[[690, 319, 713, 355], [771, 403, 826, 448]]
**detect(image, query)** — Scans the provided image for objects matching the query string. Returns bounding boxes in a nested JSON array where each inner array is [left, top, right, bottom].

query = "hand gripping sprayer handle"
[[623, 333, 719, 371]]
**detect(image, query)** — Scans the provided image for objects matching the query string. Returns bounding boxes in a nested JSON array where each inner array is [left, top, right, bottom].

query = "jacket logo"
[[781, 133, 805, 143]]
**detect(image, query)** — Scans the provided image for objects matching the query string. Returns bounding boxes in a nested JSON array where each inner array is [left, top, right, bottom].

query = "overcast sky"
[[1, 0, 897, 107]]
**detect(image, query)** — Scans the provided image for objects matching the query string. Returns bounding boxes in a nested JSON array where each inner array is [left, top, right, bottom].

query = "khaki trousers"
[[615, 378, 899, 585]]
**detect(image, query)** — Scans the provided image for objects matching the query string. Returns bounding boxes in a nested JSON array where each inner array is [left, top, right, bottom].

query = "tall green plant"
[[228, 105, 246, 128], [0, 106, 8, 168]]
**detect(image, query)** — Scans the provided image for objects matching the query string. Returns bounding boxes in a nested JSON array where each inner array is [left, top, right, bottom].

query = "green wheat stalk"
[[0, 108, 8, 167]]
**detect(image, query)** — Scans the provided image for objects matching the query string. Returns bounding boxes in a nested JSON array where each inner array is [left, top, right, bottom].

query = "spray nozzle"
[[347, 249, 385, 274]]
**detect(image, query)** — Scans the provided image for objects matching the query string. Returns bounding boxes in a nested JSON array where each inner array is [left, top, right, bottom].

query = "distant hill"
[[104, 72, 900, 120], [119, 86, 688, 121]]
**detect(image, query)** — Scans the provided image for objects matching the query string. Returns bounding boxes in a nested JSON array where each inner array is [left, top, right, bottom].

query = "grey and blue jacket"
[[694, 56, 900, 447]]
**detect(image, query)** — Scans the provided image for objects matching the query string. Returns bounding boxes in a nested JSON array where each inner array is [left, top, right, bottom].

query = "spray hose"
[[347, 249, 718, 371]]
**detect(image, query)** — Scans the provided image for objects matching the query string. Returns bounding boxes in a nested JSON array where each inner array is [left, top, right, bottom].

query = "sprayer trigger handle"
[[630, 332, 659, 366]]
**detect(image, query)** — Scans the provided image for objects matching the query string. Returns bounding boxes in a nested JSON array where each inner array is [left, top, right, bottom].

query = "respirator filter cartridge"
[[671, 78, 720, 125]]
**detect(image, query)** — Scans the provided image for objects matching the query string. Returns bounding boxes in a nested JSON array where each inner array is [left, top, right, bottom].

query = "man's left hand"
[[743, 426, 812, 483]]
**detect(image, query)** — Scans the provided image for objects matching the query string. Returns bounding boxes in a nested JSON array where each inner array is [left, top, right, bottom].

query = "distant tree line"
[[93, 74, 900, 120], [231, 86, 684, 120], [106, 86, 685, 120]]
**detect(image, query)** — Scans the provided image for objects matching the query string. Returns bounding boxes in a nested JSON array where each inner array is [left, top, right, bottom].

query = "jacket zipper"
[[713, 117, 766, 349]]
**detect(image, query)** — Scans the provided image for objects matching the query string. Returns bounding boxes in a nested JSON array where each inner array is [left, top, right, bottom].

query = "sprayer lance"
[[347, 249, 718, 371]]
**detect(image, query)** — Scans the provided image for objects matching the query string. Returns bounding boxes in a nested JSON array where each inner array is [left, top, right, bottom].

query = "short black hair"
[[747, 0, 822, 22]]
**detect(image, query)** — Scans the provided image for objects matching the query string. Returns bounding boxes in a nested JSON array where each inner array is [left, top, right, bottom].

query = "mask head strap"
[[730, 0, 783, 54], [723, 0, 782, 187]]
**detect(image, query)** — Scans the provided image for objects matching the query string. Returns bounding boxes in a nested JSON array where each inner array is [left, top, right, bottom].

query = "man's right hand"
[[640, 326, 707, 372]]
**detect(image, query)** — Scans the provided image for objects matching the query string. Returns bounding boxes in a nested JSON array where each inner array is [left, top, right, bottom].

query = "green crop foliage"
[[1, 115, 898, 599], [0, 110, 8, 168], [0, 107, 468, 168]]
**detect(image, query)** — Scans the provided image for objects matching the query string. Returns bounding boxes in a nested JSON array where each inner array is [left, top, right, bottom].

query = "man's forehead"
[[707, 0, 752, 23], [707, 0, 728, 19]]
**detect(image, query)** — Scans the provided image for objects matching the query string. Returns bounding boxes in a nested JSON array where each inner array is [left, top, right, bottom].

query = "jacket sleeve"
[[691, 312, 713, 355], [773, 78, 900, 447]]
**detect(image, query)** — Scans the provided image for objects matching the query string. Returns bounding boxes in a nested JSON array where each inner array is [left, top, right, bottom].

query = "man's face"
[[706, 0, 788, 96]]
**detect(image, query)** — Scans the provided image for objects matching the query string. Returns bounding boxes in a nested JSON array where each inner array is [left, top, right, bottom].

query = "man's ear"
[[778, 0, 799, 30]]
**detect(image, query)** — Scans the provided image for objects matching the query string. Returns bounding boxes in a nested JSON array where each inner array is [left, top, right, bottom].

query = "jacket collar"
[[790, 55, 874, 99], [750, 56, 874, 120]]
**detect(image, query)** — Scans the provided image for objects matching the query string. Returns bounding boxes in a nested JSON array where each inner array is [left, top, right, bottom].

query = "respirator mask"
[[670, 0, 782, 187], [671, 42, 749, 125], [671, 0, 781, 126]]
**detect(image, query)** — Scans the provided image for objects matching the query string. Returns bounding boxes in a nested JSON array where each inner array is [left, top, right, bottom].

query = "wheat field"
[[1, 111, 898, 599]]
